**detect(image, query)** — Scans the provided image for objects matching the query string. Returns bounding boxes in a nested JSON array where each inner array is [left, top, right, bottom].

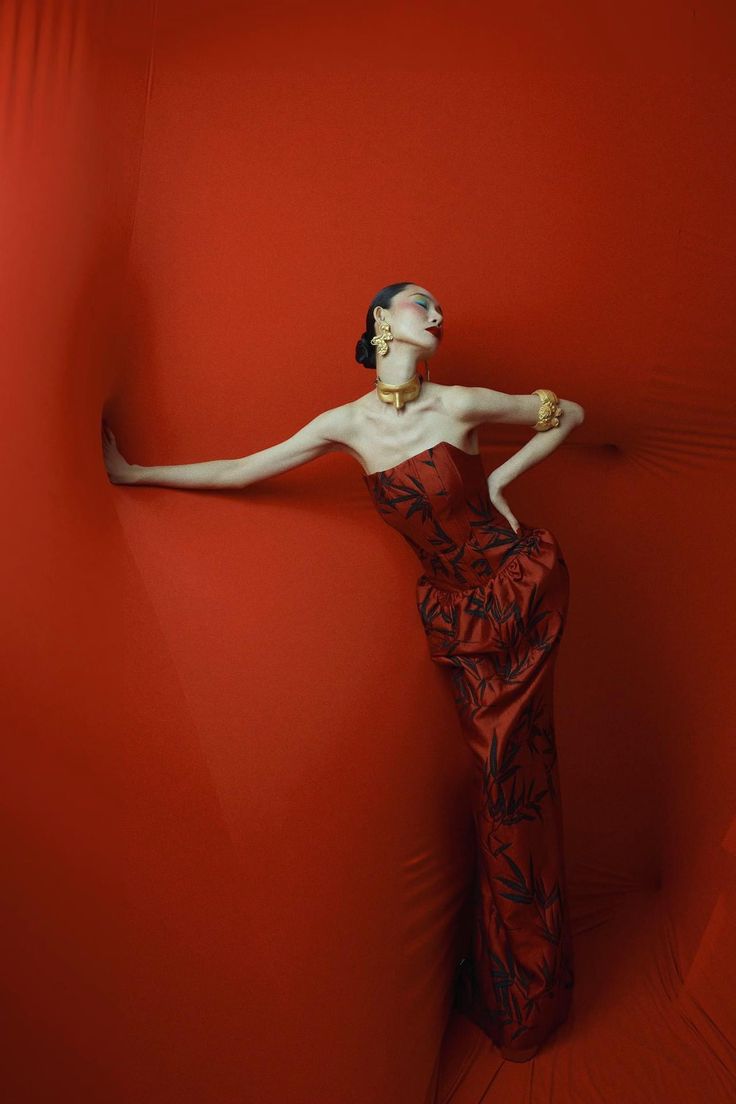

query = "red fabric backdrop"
[[2, 1, 734, 1100]]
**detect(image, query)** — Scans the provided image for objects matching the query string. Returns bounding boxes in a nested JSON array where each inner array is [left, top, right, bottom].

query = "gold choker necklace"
[[375, 372, 422, 411]]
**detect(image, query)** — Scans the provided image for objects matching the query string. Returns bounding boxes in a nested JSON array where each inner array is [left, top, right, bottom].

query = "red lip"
[[426, 326, 443, 339]]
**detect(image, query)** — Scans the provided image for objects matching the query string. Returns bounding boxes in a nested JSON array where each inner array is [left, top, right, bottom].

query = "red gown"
[[363, 439, 574, 1058]]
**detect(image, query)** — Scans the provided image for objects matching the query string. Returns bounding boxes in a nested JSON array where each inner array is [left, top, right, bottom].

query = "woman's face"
[[375, 285, 444, 355]]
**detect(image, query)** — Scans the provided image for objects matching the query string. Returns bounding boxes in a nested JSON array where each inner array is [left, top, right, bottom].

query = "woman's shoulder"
[[426, 380, 470, 413]]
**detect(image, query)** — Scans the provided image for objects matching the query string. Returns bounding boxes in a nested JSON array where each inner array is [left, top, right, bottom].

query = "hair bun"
[[355, 332, 374, 368]]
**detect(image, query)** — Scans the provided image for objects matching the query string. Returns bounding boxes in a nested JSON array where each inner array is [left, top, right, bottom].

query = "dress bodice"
[[363, 440, 531, 592]]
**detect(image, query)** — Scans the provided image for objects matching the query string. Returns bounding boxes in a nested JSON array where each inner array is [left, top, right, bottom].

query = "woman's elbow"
[[564, 400, 585, 424]]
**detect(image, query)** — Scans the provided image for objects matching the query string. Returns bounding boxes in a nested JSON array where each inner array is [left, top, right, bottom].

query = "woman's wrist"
[[106, 463, 141, 485], [126, 464, 145, 485]]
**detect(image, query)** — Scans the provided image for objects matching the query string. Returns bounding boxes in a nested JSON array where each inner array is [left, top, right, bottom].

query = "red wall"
[[2, 2, 734, 1101]]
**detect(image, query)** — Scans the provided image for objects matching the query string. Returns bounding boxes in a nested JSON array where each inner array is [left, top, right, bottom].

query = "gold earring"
[[370, 319, 393, 357]]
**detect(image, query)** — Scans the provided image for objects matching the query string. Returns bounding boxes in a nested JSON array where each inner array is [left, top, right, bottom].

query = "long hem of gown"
[[451, 952, 571, 1060]]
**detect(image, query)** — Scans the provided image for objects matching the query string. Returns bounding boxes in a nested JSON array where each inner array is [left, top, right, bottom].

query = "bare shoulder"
[[430, 382, 472, 416], [305, 399, 356, 444], [421, 382, 497, 423], [282, 398, 361, 451], [299, 396, 374, 459]]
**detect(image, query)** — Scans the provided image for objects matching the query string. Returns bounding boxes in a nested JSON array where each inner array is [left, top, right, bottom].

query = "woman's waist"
[[415, 524, 561, 594]]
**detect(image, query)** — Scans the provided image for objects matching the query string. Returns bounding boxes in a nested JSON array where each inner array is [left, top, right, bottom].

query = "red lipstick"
[[426, 325, 443, 339]]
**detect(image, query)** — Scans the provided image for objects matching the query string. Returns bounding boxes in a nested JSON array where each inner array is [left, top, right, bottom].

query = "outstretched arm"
[[102, 407, 346, 490]]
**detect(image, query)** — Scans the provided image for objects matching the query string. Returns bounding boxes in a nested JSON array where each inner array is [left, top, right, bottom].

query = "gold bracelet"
[[532, 388, 563, 431]]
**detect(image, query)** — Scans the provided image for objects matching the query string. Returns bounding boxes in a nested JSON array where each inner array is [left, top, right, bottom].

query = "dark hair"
[[355, 282, 416, 370]]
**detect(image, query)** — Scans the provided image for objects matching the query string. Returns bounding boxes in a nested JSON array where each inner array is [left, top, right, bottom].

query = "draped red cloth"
[[2, 2, 734, 1102]]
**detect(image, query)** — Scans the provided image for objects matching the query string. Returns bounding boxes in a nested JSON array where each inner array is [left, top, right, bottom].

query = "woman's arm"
[[448, 385, 585, 485], [102, 407, 347, 490], [449, 385, 584, 430], [446, 386, 584, 533], [488, 411, 582, 488]]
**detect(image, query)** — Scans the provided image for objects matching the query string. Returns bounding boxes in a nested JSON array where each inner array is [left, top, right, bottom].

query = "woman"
[[103, 281, 584, 1062]]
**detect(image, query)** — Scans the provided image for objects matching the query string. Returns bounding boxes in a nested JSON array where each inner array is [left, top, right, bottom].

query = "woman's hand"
[[102, 421, 135, 485], [487, 474, 522, 535]]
